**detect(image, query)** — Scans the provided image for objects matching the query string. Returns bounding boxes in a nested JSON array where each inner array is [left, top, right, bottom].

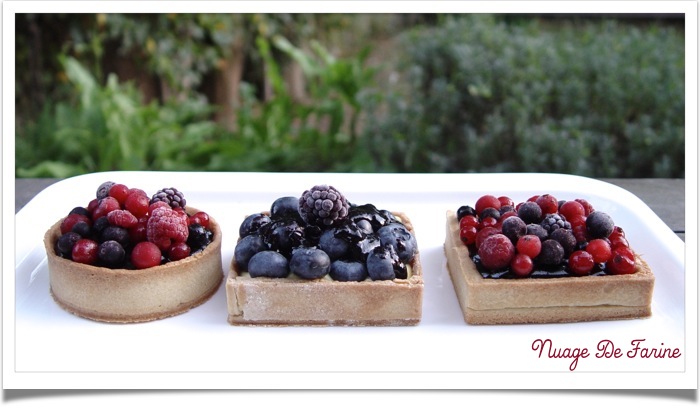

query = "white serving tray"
[[8, 172, 689, 389]]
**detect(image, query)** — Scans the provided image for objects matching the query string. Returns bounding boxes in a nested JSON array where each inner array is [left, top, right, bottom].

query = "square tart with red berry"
[[44, 182, 223, 323], [444, 194, 655, 325]]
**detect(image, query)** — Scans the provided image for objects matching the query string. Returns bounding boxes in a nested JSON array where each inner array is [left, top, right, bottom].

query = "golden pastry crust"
[[444, 210, 654, 324], [44, 207, 223, 323], [226, 211, 423, 326]]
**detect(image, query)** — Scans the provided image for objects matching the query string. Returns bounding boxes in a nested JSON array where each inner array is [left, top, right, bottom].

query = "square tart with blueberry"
[[444, 194, 655, 325], [226, 185, 423, 326]]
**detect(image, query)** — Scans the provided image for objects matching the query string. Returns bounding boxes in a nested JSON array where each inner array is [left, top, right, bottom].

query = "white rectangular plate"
[[8, 172, 689, 389]]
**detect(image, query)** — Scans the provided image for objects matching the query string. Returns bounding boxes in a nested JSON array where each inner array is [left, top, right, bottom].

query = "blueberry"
[[550, 228, 577, 256], [92, 216, 110, 234], [536, 239, 565, 267], [526, 223, 549, 241], [289, 247, 331, 279], [367, 244, 407, 280], [248, 251, 289, 278], [330, 260, 368, 282], [586, 211, 614, 239], [234, 234, 268, 271], [318, 228, 350, 261], [188, 224, 213, 252], [100, 226, 130, 248], [69, 206, 90, 217], [479, 207, 500, 221], [263, 218, 305, 257], [517, 201, 543, 224], [457, 205, 476, 220], [239, 213, 271, 238], [71, 221, 92, 238], [377, 223, 417, 263], [501, 216, 526, 244], [96, 181, 115, 199], [56, 232, 81, 257], [270, 196, 302, 222], [98, 240, 126, 268]]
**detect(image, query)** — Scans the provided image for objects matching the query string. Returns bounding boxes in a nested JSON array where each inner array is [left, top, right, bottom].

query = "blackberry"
[[298, 185, 349, 228], [150, 187, 186, 209], [540, 213, 571, 235]]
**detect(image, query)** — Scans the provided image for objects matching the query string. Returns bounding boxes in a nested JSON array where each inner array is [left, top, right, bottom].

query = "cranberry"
[[607, 247, 637, 275], [124, 193, 150, 219], [575, 198, 595, 216], [510, 253, 534, 277], [108, 183, 130, 205], [71, 239, 99, 265], [131, 241, 162, 269], [128, 221, 148, 244], [92, 196, 121, 220], [188, 211, 210, 229], [60, 213, 92, 235], [568, 250, 595, 276], [586, 239, 612, 264], [516, 234, 542, 258], [168, 242, 191, 261], [475, 195, 501, 216], [478, 233, 515, 270]]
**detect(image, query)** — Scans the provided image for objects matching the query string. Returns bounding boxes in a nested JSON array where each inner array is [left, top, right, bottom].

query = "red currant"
[[586, 239, 612, 264], [536, 194, 559, 214], [511, 253, 534, 277], [499, 210, 518, 222], [498, 196, 515, 208], [479, 216, 498, 230], [131, 241, 162, 269], [516, 234, 542, 258], [71, 239, 99, 265], [559, 200, 586, 222], [460, 225, 478, 246], [607, 247, 637, 275], [459, 215, 479, 230], [475, 195, 501, 215], [568, 250, 595, 276]]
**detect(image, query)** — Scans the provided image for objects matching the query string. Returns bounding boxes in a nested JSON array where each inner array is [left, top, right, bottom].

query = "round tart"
[[44, 207, 223, 323]]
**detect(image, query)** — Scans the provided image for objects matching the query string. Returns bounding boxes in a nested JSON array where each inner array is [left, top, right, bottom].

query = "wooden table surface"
[[14, 177, 685, 241]]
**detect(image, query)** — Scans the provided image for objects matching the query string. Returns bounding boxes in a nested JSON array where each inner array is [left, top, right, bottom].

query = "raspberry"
[[535, 194, 559, 214], [107, 209, 138, 228], [475, 226, 500, 249], [475, 195, 501, 216], [150, 187, 187, 209], [131, 241, 162, 269], [72, 239, 99, 265], [510, 253, 534, 277], [147, 206, 189, 251], [516, 234, 542, 259], [568, 250, 595, 276], [478, 233, 515, 270], [586, 239, 612, 264], [299, 185, 349, 227], [607, 247, 637, 275]]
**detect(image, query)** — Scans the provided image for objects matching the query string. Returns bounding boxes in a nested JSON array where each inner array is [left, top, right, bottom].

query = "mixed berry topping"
[[52, 182, 214, 270], [457, 194, 638, 278], [235, 184, 418, 281]]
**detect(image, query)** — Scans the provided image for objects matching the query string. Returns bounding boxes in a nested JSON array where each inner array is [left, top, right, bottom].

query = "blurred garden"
[[15, 13, 685, 178]]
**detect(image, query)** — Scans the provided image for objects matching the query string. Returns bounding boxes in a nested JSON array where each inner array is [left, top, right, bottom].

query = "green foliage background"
[[15, 14, 685, 178]]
